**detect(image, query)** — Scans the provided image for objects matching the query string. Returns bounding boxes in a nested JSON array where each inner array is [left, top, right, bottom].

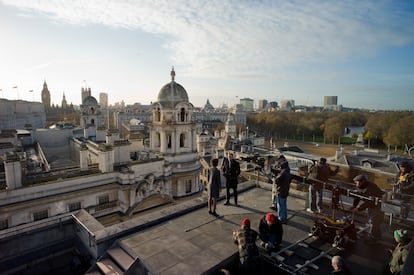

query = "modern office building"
[[324, 96, 338, 106], [240, 97, 254, 112]]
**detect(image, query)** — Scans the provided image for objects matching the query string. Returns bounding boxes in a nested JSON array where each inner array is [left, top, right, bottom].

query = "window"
[[180, 108, 186, 122], [68, 201, 81, 212], [33, 209, 48, 221], [167, 134, 172, 149], [98, 194, 109, 205], [155, 108, 161, 121], [180, 133, 185, 148], [185, 179, 192, 193], [0, 219, 8, 230]]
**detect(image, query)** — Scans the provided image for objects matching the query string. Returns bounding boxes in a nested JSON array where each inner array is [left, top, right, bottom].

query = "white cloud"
[[2, 0, 414, 79]]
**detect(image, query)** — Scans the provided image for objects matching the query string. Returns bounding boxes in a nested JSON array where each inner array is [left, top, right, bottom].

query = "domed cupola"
[[157, 67, 189, 108]]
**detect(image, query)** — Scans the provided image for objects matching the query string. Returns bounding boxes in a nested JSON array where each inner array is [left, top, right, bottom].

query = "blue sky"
[[1, 0, 414, 110]]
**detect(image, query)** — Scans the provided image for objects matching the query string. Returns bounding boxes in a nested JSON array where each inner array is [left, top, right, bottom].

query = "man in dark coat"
[[222, 152, 241, 206], [351, 174, 384, 244]]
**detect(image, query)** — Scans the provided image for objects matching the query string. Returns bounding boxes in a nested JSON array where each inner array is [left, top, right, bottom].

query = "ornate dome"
[[203, 99, 214, 110], [157, 67, 189, 108], [83, 95, 98, 106]]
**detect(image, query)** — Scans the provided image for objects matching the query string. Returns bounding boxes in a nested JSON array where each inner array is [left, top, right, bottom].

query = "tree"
[[324, 117, 344, 144]]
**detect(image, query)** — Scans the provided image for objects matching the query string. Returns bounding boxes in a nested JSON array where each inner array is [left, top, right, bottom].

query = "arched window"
[[90, 107, 95, 114], [180, 133, 185, 147], [180, 108, 186, 122], [91, 118, 95, 125]]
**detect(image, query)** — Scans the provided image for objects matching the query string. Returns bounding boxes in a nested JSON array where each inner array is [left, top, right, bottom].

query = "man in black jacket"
[[308, 157, 339, 213], [258, 213, 283, 252], [271, 155, 291, 223], [351, 174, 384, 244], [222, 152, 241, 206]]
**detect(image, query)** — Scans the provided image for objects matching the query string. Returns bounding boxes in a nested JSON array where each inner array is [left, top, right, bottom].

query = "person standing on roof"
[[307, 157, 339, 213], [271, 155, 291, 224], [208, 158, 221, 216], [222, 152, 241, 206], [350, 174, 384, 244], [394, 161, 414, 206]]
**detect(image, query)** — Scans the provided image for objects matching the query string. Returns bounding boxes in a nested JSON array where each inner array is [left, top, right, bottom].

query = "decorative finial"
[[171, 66, 175, 81]]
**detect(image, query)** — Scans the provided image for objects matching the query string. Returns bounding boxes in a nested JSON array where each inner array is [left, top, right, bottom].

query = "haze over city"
[[1, 0, 414, 110]]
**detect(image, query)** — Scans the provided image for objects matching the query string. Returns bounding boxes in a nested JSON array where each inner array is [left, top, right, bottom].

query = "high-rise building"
[[240, 98, 254, 112], [324, 96, 338, 106], [258, 99, 268, 110], [99, 92, 108, 108]]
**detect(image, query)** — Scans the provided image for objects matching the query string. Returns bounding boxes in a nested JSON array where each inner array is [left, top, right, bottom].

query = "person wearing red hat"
[[258, 213, 283, 252], [233, 218, 260, 274]]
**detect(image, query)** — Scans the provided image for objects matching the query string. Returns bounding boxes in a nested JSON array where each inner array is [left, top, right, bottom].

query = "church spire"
[[171, 66, 175, 81]]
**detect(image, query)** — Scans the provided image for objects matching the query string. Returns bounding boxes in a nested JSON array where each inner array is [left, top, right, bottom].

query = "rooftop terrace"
[[86, 181, 412, 274]]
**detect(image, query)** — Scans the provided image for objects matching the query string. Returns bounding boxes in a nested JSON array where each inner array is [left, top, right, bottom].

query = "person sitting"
[[384, 229, 412, 275], [258, 213, 283, 252], [233, 218, 260, 275]]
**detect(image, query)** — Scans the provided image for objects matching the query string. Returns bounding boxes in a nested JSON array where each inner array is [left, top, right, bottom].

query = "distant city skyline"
[[1, 1, 414, 110]]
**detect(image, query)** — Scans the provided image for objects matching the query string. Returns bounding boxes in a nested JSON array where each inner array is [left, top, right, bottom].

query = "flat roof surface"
[[118, 183, 400, 274]]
